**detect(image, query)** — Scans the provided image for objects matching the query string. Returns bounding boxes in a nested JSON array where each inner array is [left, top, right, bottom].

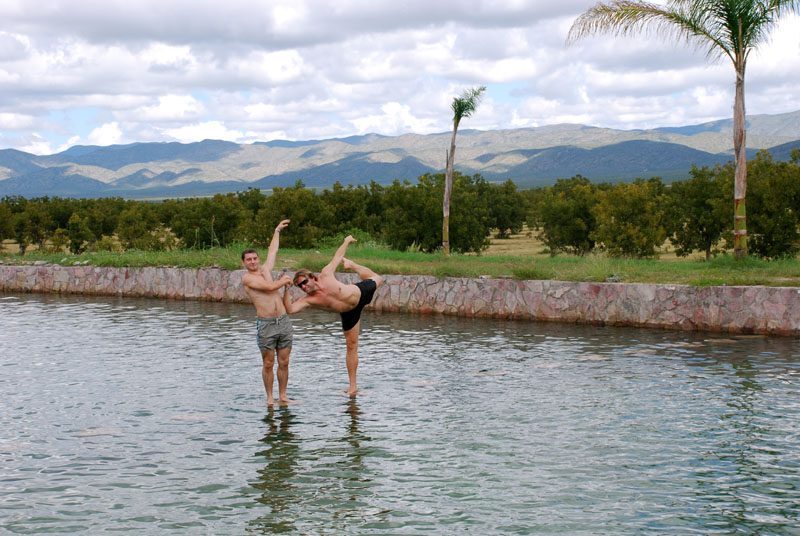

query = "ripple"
[[1, 293, 799, 535]]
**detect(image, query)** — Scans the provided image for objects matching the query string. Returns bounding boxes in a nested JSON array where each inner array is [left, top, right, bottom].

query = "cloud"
[[87, 122, 123, 145], [164, 120, 245, 143], [120, 95, 205, 122], [0, 2, 797, 154]]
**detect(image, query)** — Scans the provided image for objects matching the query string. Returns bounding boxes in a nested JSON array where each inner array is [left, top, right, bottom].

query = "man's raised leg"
[[342, 258, 383, 288]]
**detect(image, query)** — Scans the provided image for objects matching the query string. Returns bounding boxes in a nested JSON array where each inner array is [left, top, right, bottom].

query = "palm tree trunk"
[[443, 121, 458, 256], [733, 64, 747, 259]]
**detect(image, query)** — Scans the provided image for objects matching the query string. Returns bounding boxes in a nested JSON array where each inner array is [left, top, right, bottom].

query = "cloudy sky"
[[1, 0, 799, 155]]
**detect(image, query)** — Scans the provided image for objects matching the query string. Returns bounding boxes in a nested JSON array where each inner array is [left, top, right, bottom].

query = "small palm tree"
[[443, 86, 485, 256], [568, 0, 800, 259]]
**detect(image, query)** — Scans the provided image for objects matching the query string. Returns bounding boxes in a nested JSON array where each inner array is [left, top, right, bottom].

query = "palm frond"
[[451, 86, 486, 121]]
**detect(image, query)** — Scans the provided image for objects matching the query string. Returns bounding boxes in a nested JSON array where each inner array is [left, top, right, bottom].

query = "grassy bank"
[[3, 236, 800, 287]]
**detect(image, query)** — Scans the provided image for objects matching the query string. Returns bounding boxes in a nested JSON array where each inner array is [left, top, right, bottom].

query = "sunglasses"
[[296, 278, 309, 288]]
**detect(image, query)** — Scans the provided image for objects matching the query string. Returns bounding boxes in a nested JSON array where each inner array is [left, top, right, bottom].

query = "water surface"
[[1, 293, 799, 534]]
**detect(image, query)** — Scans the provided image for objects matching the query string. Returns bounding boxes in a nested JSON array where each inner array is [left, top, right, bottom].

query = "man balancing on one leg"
[[283, 235, 383, 397], [241, 219, 294, 406]]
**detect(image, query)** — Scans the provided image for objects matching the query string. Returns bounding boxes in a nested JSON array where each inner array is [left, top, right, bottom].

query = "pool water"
[[1, 293, 799, 535]]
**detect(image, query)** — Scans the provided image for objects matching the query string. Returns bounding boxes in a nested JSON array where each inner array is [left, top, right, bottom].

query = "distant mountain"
[[0, 110, 797, 198], [655, 110, 800, 138]]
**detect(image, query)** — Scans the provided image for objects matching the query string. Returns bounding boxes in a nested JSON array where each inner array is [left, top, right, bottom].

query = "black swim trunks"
[[340, 279, 378, 332]]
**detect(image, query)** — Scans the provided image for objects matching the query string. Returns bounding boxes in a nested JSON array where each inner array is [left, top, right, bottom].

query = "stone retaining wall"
[[2, 264, 799, 336]]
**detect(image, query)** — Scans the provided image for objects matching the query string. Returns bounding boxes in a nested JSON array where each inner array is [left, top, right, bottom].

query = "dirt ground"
[[484, 226, 548, 257]]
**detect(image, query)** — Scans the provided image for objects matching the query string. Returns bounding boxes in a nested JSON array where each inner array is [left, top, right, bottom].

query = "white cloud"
[[19, 134, 54, 155], [0, 112, 36, 130], [164, 120, 244, 143], [122, 94, 205, 122], [88, 122, 123, 145], [0, 2, 797, 153]]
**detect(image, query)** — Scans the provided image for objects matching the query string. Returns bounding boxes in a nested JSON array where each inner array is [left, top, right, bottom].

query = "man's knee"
[[372, 274, 384, 289], [345, 331, 359, 352], [261, 350, 275, 368], [277, 350, 290, 367]]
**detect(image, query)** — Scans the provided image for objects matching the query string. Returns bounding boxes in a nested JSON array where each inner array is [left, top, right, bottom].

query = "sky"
[[1, 0, 799, 155]]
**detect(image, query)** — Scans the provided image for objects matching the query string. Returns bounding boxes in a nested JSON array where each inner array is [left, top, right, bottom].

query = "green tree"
[[255, 181, 332, 249], [0, 202, 11, 242], [237, 187, 267, 219], [319, 182, 383, 237], [50, 228, 70, 253], [746, 151, 800, 258], [538, 176, 600, 256], [592, 178, 667, 258], [488, 179, 526, 238], [67, 213, 94, 254], [664, 164, 730, 260], [384, 173, 492, 253], [21, 201, 53, 251], [569, 0, 800, 259], [521, 187, 549, 231], [117, 204, 164, 250], [443, 86, 485, 255], [168, 194, 250, 248], [12, 212, 29, 255]]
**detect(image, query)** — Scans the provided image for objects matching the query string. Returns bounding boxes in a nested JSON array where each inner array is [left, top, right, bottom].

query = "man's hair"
[[292, 268, 316, 285], [241, 248, 257, 261]]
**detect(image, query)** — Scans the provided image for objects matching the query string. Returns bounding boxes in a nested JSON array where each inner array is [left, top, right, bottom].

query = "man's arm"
[[283, 287, 311, 314], [262, 219, 290, 275], [243, 273, 292, 292], [321, 235, 357, 275]]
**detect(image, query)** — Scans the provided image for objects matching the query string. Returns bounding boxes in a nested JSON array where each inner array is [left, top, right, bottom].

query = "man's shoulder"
[[242, 271, 267, 287]]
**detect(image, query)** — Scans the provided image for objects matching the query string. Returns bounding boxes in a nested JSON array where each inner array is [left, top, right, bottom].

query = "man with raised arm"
[[241, 219, 294, 405], [283, 235, 383, 397]]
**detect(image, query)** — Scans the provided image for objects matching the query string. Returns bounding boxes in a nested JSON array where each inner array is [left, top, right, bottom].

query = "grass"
[[3, 231, 800, 287]]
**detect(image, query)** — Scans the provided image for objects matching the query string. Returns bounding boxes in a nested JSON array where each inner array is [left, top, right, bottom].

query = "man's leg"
[[344, 323, 360, 396], [342, 258, 383, 289], [261, 349, 275, 405], [276, 346, 291, 404]]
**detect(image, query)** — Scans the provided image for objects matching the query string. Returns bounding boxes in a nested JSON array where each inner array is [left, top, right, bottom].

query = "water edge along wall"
[[1, 263, 799, 336]]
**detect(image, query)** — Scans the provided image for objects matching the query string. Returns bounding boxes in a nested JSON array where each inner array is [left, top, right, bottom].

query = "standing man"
[[283, 235, 383, 397], [241, 219, 293, 405]]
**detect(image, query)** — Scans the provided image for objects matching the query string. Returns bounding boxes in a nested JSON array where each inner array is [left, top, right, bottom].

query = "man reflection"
[[249, 408, 300, 534]]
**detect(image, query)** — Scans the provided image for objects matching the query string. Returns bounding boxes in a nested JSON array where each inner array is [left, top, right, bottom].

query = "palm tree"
[[568, 0, 800, 259], [443, 86, 485, 256]]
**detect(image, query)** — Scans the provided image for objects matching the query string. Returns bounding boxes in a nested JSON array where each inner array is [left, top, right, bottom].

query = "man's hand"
[[276, 219, 290, 232], [344, 235, 357, 245], [278, 274, 292, 287]]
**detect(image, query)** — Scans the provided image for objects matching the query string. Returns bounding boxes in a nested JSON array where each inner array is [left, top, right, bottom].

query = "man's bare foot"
[[341, 257, 355, 271], [267, 397, 275, 406], [278, 396, 293, 405], [345, 387, 358, 397]]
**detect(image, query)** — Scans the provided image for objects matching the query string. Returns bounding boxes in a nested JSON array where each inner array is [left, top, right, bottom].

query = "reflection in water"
[[249, 409, 300, 534], [248, 400, 381, 534], [2, 293, 799, 535], [688, 358, 795, 534]]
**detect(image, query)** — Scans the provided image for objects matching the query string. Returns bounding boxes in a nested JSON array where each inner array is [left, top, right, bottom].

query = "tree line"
[[0, 172, 525, 256], [1, 150, 798, 260], [527, 150, 800, 260]]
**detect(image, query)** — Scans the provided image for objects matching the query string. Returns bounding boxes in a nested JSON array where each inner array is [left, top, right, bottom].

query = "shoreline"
[[1, 264, 799, 336]]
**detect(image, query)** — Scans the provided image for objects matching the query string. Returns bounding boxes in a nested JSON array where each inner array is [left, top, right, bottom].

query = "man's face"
[[243, 252, 260, 272], [295, 275, 317, 293]]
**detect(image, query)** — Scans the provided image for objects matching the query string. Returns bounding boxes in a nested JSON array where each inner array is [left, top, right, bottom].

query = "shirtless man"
[[283, 235, 383, 396], [241, 219, 293, 405]]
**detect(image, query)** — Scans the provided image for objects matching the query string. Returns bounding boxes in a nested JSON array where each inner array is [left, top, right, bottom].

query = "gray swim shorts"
[[256, 313, 293, 351]]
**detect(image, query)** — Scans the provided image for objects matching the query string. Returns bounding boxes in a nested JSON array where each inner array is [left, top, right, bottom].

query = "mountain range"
[[1, 110, 799, 199]]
